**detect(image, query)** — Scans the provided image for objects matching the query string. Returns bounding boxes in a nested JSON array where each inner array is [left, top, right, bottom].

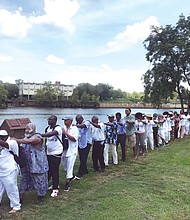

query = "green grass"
[[1, 138, 190, 220]]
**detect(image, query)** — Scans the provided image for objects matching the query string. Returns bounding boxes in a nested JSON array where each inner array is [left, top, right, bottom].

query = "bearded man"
[[14, 123, 49, 204]]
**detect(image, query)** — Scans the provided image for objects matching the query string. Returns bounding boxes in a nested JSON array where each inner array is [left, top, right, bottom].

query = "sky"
[[0, 0, 189, 92]]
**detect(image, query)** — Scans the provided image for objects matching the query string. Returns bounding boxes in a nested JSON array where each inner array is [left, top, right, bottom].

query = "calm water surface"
[[0, 107, 180, 133]]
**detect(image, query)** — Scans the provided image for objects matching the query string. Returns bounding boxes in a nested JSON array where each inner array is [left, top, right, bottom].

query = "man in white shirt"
[[135, 113, 147, 157], [61, 116, 79, 192], [0, 130, 21, 214], [89, 116, 105, 172], [42, 115, 63, 197], [145, 114, 154, 151], [76, 114, 92, 179]]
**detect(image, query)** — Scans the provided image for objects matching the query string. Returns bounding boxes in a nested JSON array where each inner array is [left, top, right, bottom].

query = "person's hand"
[[62, 129, 67, 135]]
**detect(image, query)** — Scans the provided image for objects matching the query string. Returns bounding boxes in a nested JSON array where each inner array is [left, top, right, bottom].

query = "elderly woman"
[[14, 123, 49, 203]]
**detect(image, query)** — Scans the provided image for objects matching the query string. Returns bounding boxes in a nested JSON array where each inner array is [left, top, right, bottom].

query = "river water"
[[0, 107, 180, 133]]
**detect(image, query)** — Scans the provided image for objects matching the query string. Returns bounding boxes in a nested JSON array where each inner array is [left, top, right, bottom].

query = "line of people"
[[0, 108, 188, 214]]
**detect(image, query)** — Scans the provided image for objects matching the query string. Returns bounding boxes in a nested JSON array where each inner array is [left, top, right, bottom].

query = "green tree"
[[0, 81, 8, 107], [4, 83, 19, 99], [96, 83, 113, 101], [142, 14, 190, 109], [34, 81, 58, 106]]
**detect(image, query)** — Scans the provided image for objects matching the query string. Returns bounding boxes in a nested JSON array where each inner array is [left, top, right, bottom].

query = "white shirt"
[[62, 125, 79, 157], [91, 122, 105, 141], [146, 120, 154, 133], [135, 120, 146, 133], [46, 126, 63, 155], [0, 138, 18, 177]]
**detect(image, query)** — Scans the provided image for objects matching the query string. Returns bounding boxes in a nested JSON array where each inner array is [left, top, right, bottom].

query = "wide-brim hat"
[[146, 113, 152, 118]]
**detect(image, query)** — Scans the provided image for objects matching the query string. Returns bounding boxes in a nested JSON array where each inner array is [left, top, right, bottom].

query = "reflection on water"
[[0, 107, 180, 133]]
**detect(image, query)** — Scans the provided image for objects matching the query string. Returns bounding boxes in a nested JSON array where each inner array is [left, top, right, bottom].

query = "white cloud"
[[54, 65, 144, 92], [107, 16, 159, 52], [31, 0, 80, 33], [2, 75, 15, 83], [0, 55, 13, 62], [101, 64, 112, 71], [46, 54, 65, 65], [0, 9, 32, 38]]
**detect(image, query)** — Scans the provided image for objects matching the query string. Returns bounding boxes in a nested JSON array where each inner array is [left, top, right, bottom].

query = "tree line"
[[0, 80, 144, 108]]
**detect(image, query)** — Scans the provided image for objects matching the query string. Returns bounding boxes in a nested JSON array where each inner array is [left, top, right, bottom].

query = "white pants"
[[146, 132, 154, 150], [0, 169, 21, 210], [158, 129, 165, 144], [62, 154, 77, 179], [104, 143, 118, 166]]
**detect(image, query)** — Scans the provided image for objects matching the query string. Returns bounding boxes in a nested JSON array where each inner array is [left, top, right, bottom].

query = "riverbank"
[[99, 102, 183, 109], [6, 100, 183, 109]]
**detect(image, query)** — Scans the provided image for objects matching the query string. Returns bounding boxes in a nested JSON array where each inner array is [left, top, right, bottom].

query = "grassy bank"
[[1, 138, 190, 220]]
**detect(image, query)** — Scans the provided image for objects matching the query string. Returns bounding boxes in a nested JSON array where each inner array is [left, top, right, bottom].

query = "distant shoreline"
[[4, 101, 183, 109], [99, 103, 182, 109]]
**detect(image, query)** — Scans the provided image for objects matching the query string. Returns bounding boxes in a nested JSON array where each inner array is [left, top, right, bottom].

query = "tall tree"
[[143, 14, 190, 109], [0, 81, 8, 107], [4, 83, 19, 99], [34, 81, 59, 106]]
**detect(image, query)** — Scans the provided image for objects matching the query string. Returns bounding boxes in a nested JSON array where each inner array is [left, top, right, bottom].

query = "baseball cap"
[[107, 114, 114, 118], [62, 116, 73, 121], [0, 130, 8, 136]]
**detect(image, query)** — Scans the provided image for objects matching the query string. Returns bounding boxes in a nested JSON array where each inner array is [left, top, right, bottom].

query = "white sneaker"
[[48, 185, 59, 190], [51, 189, 59, 197], [48, 185, 53, 190]]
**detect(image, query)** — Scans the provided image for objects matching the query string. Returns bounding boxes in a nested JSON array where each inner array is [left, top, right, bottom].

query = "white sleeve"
[[7, 139, 19, 156], [71, 126, 79, 141]]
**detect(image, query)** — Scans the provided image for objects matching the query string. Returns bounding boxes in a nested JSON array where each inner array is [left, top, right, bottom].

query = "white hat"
[[0, 130, 8, 136], [62, 116, 73, 121]]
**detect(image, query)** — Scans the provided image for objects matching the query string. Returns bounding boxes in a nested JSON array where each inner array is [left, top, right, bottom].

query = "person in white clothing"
[[184, 111, 190, 136], [157, 114, 166, 146], [90, 116, 105, 172], [135, 112, 147, 157], [61, 116, 79, 192], [179, 109, 185, 139], [0, 130, 21, 214], [42, 115, 63, 197], [145, 114, 154, 151], [104, 115, 118, 166]]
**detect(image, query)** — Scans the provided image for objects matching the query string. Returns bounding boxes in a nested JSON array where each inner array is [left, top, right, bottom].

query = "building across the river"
[[16, 79, 75, 100]]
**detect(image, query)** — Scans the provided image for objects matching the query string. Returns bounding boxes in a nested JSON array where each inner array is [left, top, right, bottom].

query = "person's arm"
[[126, 116, 135, 125], [117, 122, 124, 126], [63, 128, 77, 142], [88, 120, 101, 129], [14, 137, 42, 148], [0, 140, 9, 149], [41, 130, 58, 137], [104, 122, 114, 127], [76, 123, 87, 129]]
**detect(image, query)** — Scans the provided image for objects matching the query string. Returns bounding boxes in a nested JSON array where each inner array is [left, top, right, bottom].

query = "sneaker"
[[48, 185, 59, 190], [69, 175, 76, 183], [63, 182, 70, 192], [51, 189, 59, 197], [75, 173, 82, 180], [8, 208, 20, 214]]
